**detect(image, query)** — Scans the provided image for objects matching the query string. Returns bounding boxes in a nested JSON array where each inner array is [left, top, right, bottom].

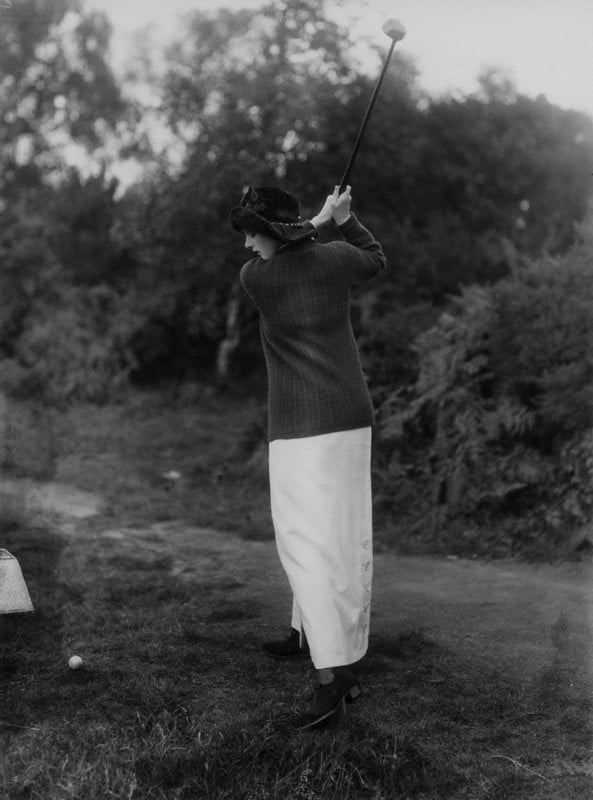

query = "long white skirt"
[[268, 427, 373, 670]]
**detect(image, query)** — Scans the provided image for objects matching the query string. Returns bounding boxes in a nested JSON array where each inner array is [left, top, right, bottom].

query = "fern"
[[375, 243, 593, 554]]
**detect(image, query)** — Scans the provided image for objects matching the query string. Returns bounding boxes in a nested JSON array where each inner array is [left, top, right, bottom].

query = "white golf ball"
[[68, 655, 83, 670]]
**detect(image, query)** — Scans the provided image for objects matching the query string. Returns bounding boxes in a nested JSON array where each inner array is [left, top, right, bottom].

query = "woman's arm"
[[337, 215, 387, 285], [310, 186, 387, 284], [333, 187, 387, 282]]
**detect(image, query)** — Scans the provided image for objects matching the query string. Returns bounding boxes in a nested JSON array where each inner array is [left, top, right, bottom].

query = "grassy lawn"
[[50, 385, 275, 541], [1, 389, 591, 799]]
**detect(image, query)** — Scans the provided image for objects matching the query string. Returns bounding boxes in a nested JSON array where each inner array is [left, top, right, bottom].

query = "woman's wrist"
[[334, 213, 352, 226], [310, 214, 331, 229]]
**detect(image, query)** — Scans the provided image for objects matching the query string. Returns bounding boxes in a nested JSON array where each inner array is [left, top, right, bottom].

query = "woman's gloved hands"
[[310, 186, 352, 229]]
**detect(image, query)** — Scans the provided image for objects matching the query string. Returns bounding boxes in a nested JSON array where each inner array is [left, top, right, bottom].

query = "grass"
[[1, 388, 592, 799], [50, 385, 275, 541]]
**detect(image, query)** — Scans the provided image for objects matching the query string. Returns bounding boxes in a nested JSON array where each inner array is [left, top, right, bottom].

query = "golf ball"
[[68, 655, 83, 670]]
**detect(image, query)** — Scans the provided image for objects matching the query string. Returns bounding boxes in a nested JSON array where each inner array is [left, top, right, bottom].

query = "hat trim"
[[229, 206, 317, 244]]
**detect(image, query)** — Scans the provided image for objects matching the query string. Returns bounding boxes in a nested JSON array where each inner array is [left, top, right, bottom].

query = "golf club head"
[[382, 18, 406, 43]]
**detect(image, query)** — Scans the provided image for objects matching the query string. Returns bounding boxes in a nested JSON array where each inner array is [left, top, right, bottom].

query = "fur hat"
[[229, 186, 317, 244]]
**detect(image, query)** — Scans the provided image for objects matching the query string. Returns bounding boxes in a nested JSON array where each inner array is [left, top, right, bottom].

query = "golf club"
[[339, 18, 406, 192]]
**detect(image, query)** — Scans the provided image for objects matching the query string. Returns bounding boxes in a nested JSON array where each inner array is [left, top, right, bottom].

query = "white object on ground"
[[162, 471, 182, 480], [0, 549, 34, 613]]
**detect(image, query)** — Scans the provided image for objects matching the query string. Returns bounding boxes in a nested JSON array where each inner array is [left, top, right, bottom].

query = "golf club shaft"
[[339, 38, 396, 192]]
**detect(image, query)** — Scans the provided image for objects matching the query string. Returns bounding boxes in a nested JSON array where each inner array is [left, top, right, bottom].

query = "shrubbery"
[[0, 286, 139, 405], [375, 243, 593, 558]]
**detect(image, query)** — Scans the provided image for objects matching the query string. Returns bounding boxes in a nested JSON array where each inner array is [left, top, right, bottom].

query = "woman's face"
[[244, 231, 279, 260]]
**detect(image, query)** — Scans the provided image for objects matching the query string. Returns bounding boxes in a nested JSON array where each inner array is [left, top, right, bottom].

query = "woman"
[[229, 184, 387, 729]]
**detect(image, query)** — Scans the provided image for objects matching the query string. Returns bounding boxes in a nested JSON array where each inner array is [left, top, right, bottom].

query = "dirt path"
[[1, 479, 102, 519]]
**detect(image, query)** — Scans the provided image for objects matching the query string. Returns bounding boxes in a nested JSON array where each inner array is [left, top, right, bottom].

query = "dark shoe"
[[262, 628, 310, 660], [297, 668, 362, 730]]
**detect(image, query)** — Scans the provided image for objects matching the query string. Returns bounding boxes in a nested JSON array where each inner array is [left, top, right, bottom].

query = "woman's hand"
[[310, 186, 352, 229], [310, 190, 337, 229], [332, 185, 352, 225]]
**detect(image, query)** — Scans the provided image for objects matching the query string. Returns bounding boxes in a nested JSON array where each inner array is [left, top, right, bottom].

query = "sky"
[[86, 0, 593, 119]]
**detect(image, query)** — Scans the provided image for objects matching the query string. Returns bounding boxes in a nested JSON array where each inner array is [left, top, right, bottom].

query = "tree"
[[48, 167, 126, 285], [0, 0, 124, 196], [0, 1, 132, 398]]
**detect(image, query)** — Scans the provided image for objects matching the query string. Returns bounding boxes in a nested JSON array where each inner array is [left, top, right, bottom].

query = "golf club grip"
[[339, 38, 396, 192]]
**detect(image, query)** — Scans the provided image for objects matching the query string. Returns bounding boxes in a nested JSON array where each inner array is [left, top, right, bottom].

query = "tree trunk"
[[215, 282, 242, 386]]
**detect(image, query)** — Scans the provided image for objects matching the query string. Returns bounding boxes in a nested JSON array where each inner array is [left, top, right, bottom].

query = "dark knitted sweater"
[[240, 214, 387, 441]]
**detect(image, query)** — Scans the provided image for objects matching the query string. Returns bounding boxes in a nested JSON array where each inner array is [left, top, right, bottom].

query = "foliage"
[[0, 0, 123, 196], [357, 294, 440, 396], [48, 168, 126, 286], [1, 285, 140, 404], [0, 206, 62, 349], [0, 1, 137, 399], [490, 245, 593, 437], [376, 244, 593, 557], [379, 80, 593, 304]]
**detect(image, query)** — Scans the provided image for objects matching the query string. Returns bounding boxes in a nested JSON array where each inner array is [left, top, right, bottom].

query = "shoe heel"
[[346, 684, 363, 703]]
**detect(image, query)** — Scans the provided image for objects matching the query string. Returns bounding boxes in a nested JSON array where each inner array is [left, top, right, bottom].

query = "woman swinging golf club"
[[229, 184, 387, 728]]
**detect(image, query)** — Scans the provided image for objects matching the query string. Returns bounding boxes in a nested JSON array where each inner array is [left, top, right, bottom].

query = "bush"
[[375, 244, 593, 558], [357, 294, 440, 399], [490, 245, 593, 438], [5, 285, 140, 405]]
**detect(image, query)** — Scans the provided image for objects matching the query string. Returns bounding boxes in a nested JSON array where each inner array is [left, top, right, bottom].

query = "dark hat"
[[229, 186, 317, 245]]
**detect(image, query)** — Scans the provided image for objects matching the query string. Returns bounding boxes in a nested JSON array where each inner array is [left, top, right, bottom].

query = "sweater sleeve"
[[336, 214, 387, 287], [239, 258, 260, 309]]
